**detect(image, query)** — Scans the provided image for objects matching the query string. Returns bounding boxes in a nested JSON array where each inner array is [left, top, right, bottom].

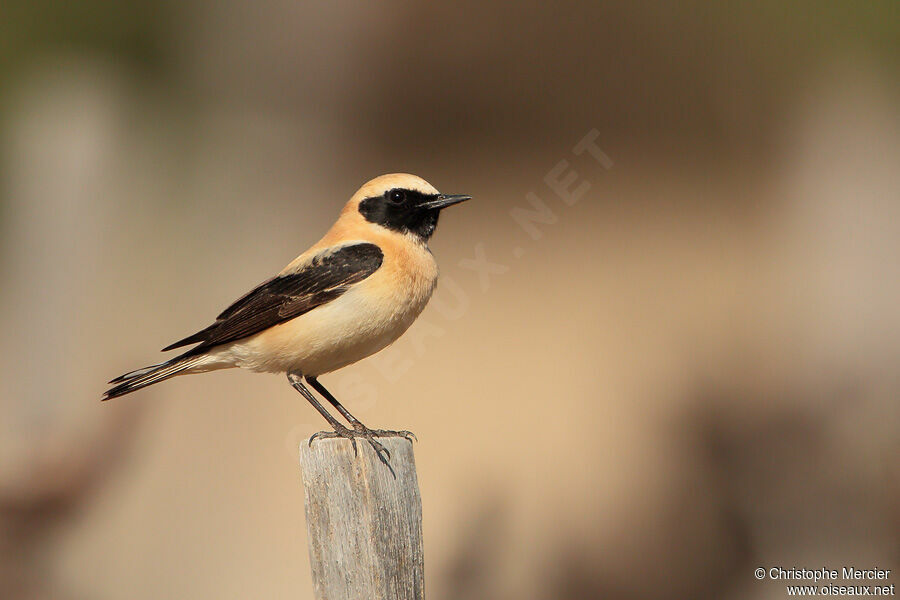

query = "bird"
[[103, 173, 469, 463]]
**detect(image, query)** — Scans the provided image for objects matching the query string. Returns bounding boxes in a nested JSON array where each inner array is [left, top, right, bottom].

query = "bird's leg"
[[287, 372, 358, 456], [306, 376, 416, 463], [306, 376, 416, 442]]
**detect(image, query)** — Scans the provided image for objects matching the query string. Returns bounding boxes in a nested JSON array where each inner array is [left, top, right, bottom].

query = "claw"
[[364, 437, 391, 462], [367, 440, 395, 477]]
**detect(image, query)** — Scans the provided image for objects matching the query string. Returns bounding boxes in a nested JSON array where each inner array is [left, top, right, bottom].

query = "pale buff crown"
[[342, 173, 440, 214]]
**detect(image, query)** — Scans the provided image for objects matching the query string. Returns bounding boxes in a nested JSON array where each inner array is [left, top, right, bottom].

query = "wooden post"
[[300, 436, 424, 600]]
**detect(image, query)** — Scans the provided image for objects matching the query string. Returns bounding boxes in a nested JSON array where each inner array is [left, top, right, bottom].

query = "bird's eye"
[[388, 190, 405, 204]]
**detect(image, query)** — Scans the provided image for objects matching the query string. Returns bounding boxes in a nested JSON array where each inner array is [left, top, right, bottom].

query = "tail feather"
[[103, 354, 205, 400], [161, 324, 216, 352], [108, 364, 160, 384]]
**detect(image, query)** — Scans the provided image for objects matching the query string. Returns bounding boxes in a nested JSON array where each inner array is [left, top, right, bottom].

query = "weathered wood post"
[[300, 437, 424, 600]]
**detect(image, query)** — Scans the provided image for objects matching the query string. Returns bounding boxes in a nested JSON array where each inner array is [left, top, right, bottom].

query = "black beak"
[[418, 194, 471, 211]]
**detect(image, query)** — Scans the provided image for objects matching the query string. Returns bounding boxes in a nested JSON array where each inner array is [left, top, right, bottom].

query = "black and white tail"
[[102, 352, 208, 400]]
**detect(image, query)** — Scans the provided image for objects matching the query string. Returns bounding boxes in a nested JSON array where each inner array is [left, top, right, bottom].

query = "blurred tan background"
[[1, 2, 898, 599]]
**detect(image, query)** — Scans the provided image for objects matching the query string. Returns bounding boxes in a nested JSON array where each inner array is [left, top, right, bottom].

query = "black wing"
[[162, 243, 383, 353]]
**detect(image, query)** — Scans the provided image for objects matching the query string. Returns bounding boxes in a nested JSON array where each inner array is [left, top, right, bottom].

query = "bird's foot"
[[309, 426, 415, 469]]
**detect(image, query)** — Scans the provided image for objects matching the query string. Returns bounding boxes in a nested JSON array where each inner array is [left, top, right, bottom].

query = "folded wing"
[[163, 242, 383, 353]]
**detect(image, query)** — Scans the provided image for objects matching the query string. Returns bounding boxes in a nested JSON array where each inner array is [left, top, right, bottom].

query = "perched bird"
[[104, 173, 469, 462]]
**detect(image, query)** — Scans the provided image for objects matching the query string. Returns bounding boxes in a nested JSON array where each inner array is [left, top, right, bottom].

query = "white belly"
[[212, 251, 437, 375]]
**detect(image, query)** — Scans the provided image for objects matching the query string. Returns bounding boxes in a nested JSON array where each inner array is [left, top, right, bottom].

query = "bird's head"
[[344, 173, 470, 241]]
